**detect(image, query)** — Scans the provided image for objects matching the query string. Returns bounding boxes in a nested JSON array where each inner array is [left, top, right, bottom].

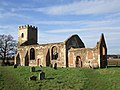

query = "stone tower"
[[18, 25, 37, 46]]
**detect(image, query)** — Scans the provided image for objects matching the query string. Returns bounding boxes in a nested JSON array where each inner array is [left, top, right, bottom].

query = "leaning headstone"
[[31, 67, 35, 72], [39, 71, 45, 80], [54, 63, 57, 70], [29, 76, 37, 81], [14, 64, 17, 68], [40, 65, 42, 68]]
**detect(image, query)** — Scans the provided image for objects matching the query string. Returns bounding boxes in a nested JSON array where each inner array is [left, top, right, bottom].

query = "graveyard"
[[0, 66, 120, 90]]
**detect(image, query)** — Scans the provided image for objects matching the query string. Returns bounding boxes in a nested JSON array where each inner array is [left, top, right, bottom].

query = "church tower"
[[18, 25, 38, 46]]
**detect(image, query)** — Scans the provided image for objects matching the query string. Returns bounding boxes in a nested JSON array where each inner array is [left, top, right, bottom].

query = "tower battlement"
[[18, 25, 37, 30], [18, 24, 38, 46]]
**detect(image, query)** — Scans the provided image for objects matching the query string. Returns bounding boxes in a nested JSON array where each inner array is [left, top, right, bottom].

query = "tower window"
[[21, 33, 24, 38]]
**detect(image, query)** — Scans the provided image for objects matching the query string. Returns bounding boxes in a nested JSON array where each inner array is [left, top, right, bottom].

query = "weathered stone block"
[[39, 71, 45, 80], [30, 67, 35, 72]]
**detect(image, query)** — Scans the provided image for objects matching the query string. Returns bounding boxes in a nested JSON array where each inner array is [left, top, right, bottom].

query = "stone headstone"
[[14, 64, 17, 68], [31, 67, 35, 72], [29, 76, 37, 81], [40, 65, 42, 68], [54, 63, 57, 70], [39, 71, 45, 80]]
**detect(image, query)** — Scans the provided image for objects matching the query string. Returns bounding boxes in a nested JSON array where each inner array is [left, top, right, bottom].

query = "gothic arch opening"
[[46, 49, 50, 66], [51, 46, 58, 60], [16, 53, 20, 65], [25, 51, 29, 66], [30, 48, 35, 60], [76, 56, 82, 68]]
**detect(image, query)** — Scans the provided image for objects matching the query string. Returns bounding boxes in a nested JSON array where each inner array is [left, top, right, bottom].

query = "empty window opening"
[[30, 48, 35, 60], [51, 46, 58, 60], [76, 56, 82, 68], [21, 33, 24, 38]]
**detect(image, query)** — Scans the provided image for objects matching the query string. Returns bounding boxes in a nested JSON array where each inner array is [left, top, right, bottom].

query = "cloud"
[[0, 11, 31, 19], [34, 21, 82, 25], [46, 27, 120, 33], [0, 25, 18, 40], [34, 20, 115, 25], [1, 0, 120, 16], [34, 0, 120, 15], [38, 32, 69, 44], [33, 17, 120, 29]]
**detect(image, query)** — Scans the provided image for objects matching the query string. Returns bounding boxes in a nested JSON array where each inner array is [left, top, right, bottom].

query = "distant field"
[[0, 66, 120, 90], [107, 59, 120, 66]]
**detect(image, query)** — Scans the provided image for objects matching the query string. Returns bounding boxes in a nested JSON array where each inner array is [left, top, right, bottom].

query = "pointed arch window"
[[51, 46, 58, 60], [76, 56, 82, 67], [30, 48, 35, 60]]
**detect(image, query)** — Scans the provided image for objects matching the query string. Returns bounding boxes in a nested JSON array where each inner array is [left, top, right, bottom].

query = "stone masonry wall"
[[68, 47, 99, 68], [15, 42, 66, 67]]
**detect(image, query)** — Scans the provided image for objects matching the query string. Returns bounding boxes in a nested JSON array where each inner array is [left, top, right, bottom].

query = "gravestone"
[[39, 71, 45, 80], [31, 67, 35, 72], [29, 76, 37, 81], [14, 64, 17, 68], [40, 65, 42, 68], [54, 63, 57, 70]]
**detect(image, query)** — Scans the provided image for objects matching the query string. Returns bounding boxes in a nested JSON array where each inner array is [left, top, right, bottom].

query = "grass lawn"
[[0, 66, 120, 90]]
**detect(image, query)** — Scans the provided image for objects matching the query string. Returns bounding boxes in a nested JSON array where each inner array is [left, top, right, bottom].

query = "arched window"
[[21, 33, 24, 38], [30, 48, 35, 60], [16, 53, 20, 65], [76, 56, 82, 67], [51, 46, 58, 60]]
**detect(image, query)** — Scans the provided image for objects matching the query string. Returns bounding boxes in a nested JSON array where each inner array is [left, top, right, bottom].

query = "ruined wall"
[[68, 47, 99, 68], [15, 42, 66, 67], [96, 33, 107, 68], [36, 42, 66, 67], [15, 24, 107, 68], [65, 34, 85, 67]]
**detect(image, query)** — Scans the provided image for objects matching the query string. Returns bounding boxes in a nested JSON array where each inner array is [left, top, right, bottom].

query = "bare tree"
[[0, 34, 17, 63]]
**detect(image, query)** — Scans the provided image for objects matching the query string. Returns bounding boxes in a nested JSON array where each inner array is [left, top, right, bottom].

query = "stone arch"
[[25, 51, 29, 66], [46, 49, 50, 66], [51, 46, 58, 60], [16, 53, 20, 65], [30, 48, 35, 60], [76, 56, 82, 68]]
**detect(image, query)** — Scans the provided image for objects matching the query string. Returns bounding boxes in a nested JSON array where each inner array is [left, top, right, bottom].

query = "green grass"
[[0, 66, 120, 90]]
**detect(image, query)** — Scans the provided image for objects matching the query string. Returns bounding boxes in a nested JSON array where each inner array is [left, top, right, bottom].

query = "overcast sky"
[[0, 0, 120, 54]]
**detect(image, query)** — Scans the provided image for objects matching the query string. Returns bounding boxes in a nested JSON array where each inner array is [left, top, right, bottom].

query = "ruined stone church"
[[15, 25, 107, 68]]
